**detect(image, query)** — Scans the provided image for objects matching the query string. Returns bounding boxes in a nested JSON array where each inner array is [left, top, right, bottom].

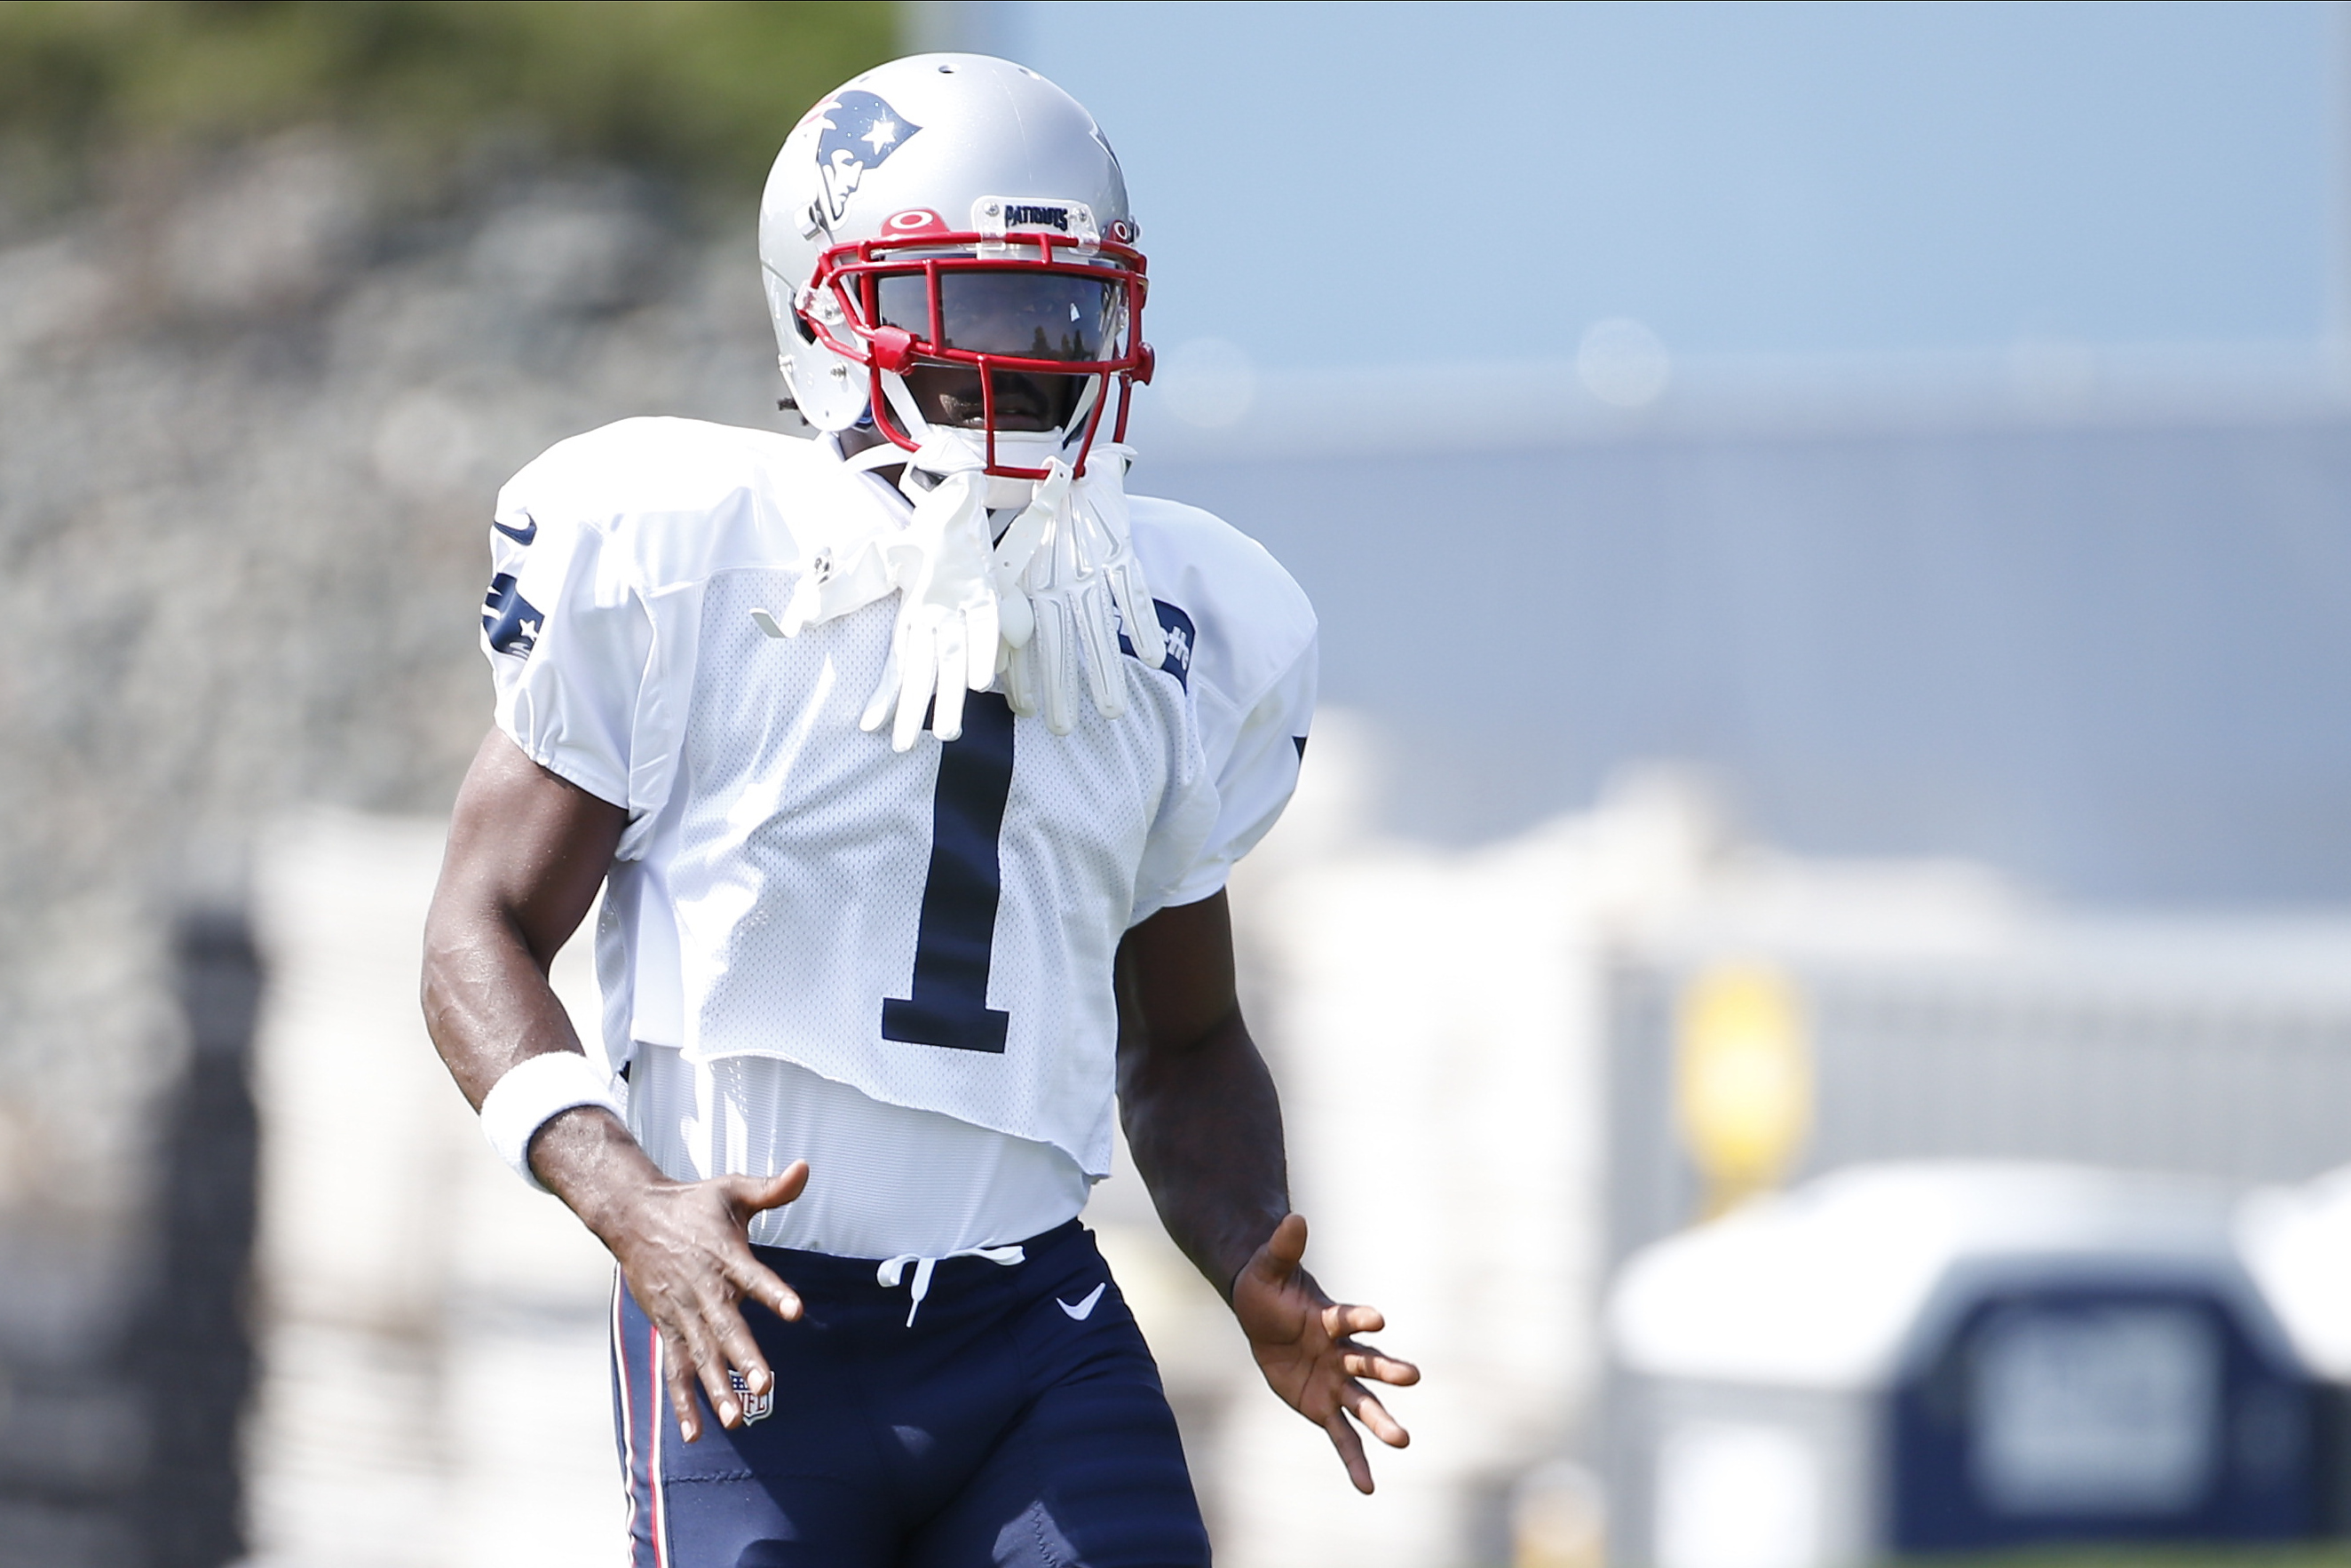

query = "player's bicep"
[[482, 503, 652, 817], [1114, 890, 1242, 1063], [433, 727, 627, 970]]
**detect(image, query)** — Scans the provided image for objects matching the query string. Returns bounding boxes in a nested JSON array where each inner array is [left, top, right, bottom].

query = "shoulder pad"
[[1125, 496, 1316, 711]]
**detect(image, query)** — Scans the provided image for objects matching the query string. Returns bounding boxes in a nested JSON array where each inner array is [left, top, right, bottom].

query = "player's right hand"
[[598, 1160, 810, 1443]]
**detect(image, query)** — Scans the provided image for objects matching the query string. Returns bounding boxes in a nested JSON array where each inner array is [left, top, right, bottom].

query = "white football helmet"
[[758, 54, 1153, 483]]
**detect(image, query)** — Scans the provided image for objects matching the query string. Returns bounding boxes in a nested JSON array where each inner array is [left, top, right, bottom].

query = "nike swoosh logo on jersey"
[[1057, 1283, 1107, 1321], [494, 516, 538, 546]]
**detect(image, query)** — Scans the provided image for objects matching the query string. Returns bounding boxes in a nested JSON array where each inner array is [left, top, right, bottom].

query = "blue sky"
[[993, 1, 2331, 370]]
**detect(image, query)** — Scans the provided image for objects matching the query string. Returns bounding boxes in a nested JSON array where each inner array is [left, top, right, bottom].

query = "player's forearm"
[[423, 729, 628, 1106], [526, 1102, 673, 1235], [419, 899, 591, 1107], [421, 906, 673, 1231], [1118, 1007, 1292, 1300]]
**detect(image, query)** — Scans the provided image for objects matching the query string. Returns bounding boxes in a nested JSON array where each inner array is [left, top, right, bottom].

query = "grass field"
[[1894, 1548, 2351, 1568]]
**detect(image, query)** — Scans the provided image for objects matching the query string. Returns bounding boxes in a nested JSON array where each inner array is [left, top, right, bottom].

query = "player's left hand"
[[1231, 1212, 1420, 1494]]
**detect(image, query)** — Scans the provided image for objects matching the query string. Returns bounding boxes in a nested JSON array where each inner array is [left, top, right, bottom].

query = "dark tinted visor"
[[874, 269, 1125, 362]]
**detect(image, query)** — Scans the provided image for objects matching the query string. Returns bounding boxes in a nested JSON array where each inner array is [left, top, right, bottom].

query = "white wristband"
[[479, 1051, 626, 1192]]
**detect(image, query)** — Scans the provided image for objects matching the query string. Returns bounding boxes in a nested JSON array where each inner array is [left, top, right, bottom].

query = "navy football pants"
[[610, 1221, 1212, 1568]]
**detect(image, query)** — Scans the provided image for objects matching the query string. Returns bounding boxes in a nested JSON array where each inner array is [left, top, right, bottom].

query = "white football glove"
[[758, 437, 1164, 747], [1000, 447, 1164, 734], [859, 467, 1001, 751], [984, 458, 1069, 653], [1081, 448, 1168, 674]]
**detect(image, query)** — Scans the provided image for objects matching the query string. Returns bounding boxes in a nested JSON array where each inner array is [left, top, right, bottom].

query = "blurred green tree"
[[0, 0, 899, 202]]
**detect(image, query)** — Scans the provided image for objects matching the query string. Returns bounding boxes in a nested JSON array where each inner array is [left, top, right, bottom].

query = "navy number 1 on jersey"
[[883, 693, 1015, 1053]]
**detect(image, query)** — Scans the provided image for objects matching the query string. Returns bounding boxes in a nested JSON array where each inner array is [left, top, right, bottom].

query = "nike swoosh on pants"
[[1057, 1283, 1106, 1321]]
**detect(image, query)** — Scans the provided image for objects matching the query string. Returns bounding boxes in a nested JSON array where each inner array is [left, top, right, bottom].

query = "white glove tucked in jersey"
[[859, 465, 1001, 750], [753, 435, 1001, 751], [998, 447, 1166, 735], [760, 434, 1167, 747]]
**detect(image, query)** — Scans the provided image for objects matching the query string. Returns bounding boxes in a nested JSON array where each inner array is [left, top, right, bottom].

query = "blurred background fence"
[[1608, 921, 2351, 1271]]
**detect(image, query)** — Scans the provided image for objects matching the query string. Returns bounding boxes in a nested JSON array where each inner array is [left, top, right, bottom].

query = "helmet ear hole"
[[792, 310, 817, 345]]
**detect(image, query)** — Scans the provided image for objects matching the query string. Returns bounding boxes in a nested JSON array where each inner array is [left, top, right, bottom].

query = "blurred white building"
[[242, 812, 621, 1568]]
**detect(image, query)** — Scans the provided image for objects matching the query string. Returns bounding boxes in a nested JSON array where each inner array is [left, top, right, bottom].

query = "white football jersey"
[[482, 417, 1316, 1179]]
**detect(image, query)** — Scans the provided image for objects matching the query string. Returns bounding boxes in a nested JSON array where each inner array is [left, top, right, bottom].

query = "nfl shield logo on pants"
[[728, 1369, 773, 1425]]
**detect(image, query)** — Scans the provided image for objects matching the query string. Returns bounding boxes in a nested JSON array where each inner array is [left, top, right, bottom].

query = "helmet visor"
[[873, 269, 1127, 364]]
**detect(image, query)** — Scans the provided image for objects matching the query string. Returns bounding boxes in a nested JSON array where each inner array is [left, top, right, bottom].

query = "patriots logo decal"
[[482, 573, 542, 656], [815, 91, 922, 224], [1119, 599, 1196, 690]]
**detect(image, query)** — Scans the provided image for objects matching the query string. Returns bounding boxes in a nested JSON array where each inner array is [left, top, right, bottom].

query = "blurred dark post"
[[131, 908, 264, 1568]]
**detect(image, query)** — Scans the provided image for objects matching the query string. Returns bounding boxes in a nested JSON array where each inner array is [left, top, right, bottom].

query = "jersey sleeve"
[[1159, 634, 1317, 909], [480, 484, 652, 813], [1125, 498, 1319, 917]]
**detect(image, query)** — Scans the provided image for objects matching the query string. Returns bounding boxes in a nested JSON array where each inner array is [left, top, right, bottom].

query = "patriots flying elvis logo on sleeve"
[[816, 91, 923, 224], [482, 574, 542, 656], [1118, 599, 1195, 690]]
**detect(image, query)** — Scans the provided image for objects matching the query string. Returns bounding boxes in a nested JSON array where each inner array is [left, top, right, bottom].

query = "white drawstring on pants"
[[875, 1244, 1026, 1326]]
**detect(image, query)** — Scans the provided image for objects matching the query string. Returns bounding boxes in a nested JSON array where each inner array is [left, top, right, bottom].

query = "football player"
[[422, 53, 1417, 1567]]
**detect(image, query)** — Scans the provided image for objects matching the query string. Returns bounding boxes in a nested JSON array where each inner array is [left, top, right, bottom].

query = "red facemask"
[[797, 209, 1154, 479]]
